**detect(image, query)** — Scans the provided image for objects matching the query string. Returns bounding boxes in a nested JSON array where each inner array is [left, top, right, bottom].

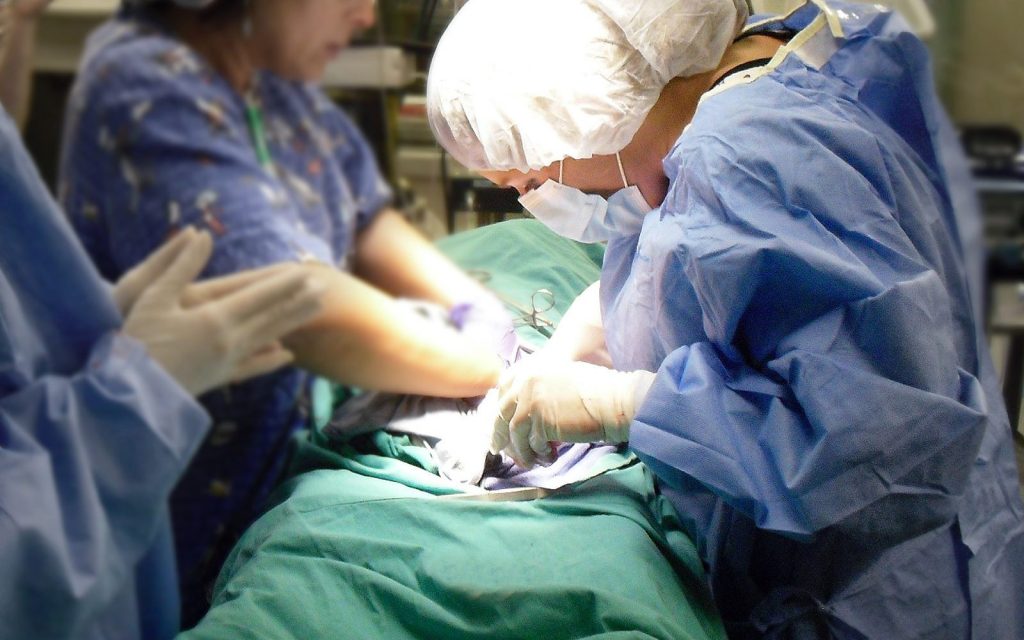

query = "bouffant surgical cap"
[[427, 0, 748, 172]]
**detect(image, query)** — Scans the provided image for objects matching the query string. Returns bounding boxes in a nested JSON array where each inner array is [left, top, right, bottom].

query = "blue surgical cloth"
[[59, 11, 392, 625], [602, 3, 1024, 638], [0, 107, 209, 638]]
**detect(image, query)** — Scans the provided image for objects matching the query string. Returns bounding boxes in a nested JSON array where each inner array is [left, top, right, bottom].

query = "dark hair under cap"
[[128, 0, 246, 25], [195, 0, 246, 24]]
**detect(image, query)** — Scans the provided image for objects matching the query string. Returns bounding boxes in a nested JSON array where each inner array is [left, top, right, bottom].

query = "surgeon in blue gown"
[[428, 0, 1024, 637], [0, 6, 323, 636]]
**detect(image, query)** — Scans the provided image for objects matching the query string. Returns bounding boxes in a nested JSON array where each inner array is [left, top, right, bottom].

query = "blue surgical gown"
[[603, 3, 1024, 638], [0, 106, 210, 638]]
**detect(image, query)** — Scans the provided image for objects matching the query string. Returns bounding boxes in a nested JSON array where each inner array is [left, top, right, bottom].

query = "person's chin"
[[326, 43, 347, 59], [306, 63, 330, 84], [272, 61, 327, 84]]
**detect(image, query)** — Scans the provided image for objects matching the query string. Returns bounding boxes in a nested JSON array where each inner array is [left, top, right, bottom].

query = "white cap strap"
[[615, 152, 629, 189]]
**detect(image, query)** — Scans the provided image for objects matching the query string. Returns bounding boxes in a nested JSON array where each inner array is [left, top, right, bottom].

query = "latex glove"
[[450, 296, 519, 366], [115, 229, 306, 317], [492, 359, 655, 468], [122, 228, 325, 396], [113, 228, 199, 317]]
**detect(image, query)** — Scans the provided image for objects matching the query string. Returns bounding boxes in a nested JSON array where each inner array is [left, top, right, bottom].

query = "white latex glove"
[[491, 358, 655, 468], [121, 228, 325, 396], [113, 228, 196, 317]]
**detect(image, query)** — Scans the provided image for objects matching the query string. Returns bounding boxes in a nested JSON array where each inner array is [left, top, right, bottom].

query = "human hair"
[[142, 0, 247, 27], [195, 0, 247, 25]]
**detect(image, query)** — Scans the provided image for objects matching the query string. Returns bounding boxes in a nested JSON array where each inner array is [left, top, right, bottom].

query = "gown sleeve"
[[0, 331, 209, 636], [628, 121, 990, 542]]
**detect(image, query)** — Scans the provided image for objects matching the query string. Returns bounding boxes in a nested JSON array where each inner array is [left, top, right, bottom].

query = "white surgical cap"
[[427, 0, 749, 172]]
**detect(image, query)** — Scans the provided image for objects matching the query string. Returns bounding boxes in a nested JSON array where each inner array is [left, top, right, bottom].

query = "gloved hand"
[[491, 358, 655, 468], [113, 228, 197, 316], [121, 228, 325, 396], [449, 296, 519, 367]]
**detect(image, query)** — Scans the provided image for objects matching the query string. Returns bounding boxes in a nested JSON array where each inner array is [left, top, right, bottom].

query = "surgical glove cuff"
[[581, 369, 656, 444]]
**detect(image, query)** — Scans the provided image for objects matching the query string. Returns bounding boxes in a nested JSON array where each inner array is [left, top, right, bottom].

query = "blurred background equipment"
[[965, 126, 1024, 281], [750, 0, 935, 36], [962, 123, 1024, 433]]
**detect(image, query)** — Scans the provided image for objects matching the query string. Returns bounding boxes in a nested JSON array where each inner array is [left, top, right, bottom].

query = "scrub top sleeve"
[[331, 110, 393, 232], [0, 332, 209, 637], [71, 61, 331, 279], [629, 136, 989, 541]]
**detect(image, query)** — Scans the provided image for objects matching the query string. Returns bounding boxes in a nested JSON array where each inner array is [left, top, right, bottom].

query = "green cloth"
[[180, 463, 725, 640]]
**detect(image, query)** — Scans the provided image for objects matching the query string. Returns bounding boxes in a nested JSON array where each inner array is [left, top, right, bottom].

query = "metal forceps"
[[498, 287, 556, 336], [466, 269, 558, 336], [511, 288, 557, 335]]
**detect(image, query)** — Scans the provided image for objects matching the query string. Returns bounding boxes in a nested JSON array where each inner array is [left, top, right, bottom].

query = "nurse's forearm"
[[353, 209, 491, 308], [284, 266, 501, 397]]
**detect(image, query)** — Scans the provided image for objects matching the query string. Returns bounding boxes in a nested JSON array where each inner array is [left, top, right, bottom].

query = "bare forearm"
[[353, 209, 491, 308], [285, 265, 501, 397]]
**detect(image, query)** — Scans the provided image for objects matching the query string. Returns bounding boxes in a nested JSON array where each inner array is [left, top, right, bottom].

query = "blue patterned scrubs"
[[59, 9, 392, 626]]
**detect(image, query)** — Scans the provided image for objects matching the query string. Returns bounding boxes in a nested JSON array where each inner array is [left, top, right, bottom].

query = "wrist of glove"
[[490, 359, 655, 468], [573, 368, 655, 443]]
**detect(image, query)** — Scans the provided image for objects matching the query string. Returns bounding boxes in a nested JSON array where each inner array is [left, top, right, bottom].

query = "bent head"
[[427, 0, 747, 173], [426, 0, 747, 239]]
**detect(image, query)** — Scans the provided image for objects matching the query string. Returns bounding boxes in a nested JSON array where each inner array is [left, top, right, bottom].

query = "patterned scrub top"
[[59, 10, 392, 626]]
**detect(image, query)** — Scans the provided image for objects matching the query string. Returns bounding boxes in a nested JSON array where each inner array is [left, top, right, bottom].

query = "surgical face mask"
[[518, 153, 652, 243]]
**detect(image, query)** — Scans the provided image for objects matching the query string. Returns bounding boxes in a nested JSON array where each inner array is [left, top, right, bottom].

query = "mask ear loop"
[[558, 159, 564, 185], [615, 152, 629, 189]]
